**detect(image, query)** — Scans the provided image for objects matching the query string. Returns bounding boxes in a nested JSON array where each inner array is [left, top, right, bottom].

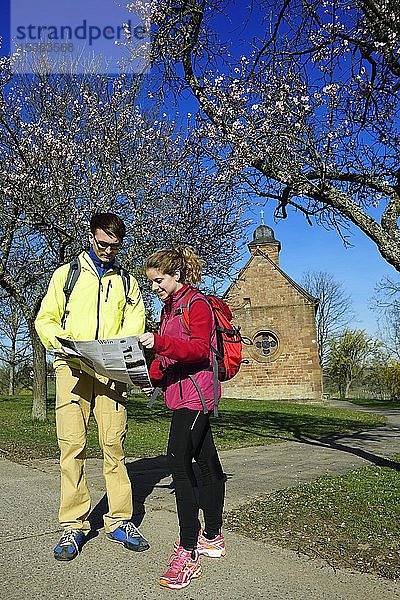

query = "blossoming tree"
[[0, 54, 247, 419], [126, 0, 400, 270]]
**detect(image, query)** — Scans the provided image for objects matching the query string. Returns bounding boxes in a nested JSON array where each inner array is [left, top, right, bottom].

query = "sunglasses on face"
[[93, 237, 122, 251]]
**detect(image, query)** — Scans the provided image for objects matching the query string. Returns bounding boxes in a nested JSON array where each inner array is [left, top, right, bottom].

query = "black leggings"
[[167, 408, 225, 551]]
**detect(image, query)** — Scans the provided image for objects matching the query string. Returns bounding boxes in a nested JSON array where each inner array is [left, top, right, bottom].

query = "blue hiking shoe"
[[106, 521, 150, 552], [54, 529, 86, 561]]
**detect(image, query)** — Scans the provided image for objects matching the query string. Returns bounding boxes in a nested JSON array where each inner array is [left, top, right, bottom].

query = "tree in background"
[[300, 270, 354, 365], [0, 294, 31, 395], [372, 276, 400, 359], [365, 349, 400, 401], [0, 54, 248, 419], [327, 329, 376, 398], [382, 360, 400, 401], [127, 0, 400, 270]]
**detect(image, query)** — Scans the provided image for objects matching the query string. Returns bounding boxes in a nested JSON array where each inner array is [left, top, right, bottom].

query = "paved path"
[[1, 401, 399, 599]]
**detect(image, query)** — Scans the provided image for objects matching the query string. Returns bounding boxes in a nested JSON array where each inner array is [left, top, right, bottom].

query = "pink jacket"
[[150, 285, 220, 411]]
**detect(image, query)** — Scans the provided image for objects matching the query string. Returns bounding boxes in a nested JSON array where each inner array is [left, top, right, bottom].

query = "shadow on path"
[[294, 427, 400, 471], [88, 455, 171, 531]]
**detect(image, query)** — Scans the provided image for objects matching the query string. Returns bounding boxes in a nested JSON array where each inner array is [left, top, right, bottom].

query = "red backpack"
[[181, 290, 243, 382]]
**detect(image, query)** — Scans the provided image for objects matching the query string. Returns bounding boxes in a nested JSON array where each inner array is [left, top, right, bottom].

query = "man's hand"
[[139, 332, 155, 349]]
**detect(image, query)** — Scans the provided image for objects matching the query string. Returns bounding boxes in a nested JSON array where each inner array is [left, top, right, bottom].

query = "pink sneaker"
[[174, 530, 226, 558], [159, 546, 202, 589], [197, 531, 226, 558]]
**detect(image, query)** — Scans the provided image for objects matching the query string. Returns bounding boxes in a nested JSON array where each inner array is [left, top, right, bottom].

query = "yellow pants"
[[54, 364, 132, 533]]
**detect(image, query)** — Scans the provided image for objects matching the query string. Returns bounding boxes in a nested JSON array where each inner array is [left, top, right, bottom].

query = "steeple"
[[248, 218, 281, 264]]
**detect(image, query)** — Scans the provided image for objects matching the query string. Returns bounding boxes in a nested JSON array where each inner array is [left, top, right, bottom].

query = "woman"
[[139, 246, 226, 590]]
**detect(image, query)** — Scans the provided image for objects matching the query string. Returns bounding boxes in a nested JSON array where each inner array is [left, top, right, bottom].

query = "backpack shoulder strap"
[[120, 267, 131, 304], [179, 289, 208, 332], [61, 257, 81, 327], [63, 257, 81, 304]]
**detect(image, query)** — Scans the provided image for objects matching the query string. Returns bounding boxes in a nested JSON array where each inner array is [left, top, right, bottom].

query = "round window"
[[253, 331, 279, 357]]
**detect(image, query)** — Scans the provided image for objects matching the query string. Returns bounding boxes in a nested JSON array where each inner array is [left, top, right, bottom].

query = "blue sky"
[[0, 1, 397, 337]]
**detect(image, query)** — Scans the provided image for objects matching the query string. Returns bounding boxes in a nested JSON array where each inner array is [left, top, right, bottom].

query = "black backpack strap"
[[120, 268, 132, 304], [61, 257, 81, 327]]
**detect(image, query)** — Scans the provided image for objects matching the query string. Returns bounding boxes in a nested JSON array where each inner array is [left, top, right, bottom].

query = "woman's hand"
[[139, 332, 155, 349]]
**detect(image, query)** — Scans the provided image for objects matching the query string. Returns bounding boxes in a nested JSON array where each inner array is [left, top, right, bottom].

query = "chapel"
[[222, 224, 323, 402]]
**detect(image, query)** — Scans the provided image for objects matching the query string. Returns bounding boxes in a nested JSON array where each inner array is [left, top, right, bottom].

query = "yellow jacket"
[[35, 252, 145, 363]]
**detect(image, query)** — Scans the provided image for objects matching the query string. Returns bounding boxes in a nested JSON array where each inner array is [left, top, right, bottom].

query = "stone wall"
[[222, 244, 323, 402]]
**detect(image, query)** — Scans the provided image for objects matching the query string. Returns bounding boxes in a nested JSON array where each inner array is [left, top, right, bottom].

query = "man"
[[35, 212, 148, 561]]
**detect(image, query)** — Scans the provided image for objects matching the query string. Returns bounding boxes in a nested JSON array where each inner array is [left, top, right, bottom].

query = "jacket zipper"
[[178, 370, 183, 399], [95, 278, 102, 340], [105, 280, 112, 302]]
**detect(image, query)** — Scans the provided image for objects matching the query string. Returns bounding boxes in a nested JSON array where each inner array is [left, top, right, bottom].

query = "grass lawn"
[[0, 392, 386, 460], [224, 457, 400, 580]]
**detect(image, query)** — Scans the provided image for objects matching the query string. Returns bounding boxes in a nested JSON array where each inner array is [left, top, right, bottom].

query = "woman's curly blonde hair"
[[144, 246, 204, 285]]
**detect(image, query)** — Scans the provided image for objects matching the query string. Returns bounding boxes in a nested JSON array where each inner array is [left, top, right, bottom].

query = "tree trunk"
[[30, 325, 47, 421], [8, 342, 15, 396]]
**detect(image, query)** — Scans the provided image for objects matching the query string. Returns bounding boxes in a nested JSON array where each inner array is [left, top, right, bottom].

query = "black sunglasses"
[[93, 237, 122, 251]]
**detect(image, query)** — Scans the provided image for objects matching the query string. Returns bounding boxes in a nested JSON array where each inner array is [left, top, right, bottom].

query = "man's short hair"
[[90, 212, 126, 240]]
